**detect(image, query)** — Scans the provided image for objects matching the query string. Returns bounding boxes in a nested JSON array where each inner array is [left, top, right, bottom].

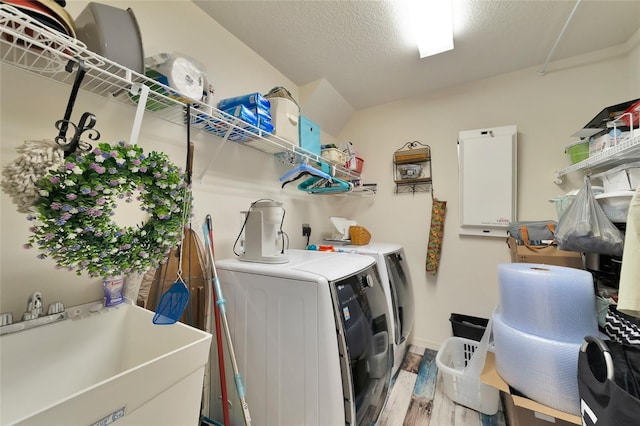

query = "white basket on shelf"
[[321, 147, 348, 165]]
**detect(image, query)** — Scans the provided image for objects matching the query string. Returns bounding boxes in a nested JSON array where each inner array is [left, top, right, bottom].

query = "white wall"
[[0, 1, 347, 319], [1, 2, 638, 351], [335, 42, 640, 349]]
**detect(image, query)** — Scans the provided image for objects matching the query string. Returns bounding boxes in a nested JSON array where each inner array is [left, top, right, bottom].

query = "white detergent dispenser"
[[210, 249, 393, 426], [338, 242, 415, 377]]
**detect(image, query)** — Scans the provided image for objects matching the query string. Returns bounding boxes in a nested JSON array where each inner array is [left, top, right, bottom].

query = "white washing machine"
[[337, 242, 415, 377], [210, 249, 393, 426]]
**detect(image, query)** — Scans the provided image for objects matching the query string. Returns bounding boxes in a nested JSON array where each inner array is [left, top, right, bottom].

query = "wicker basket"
[[349, 226, 371, 245]]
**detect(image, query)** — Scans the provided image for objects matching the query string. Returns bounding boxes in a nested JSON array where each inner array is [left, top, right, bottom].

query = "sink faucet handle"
[[0, 312, 13, 326], [24, 291, 44, 319], [48, 302, 65, 315]]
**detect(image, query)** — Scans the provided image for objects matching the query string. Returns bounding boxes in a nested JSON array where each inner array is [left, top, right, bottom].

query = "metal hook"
[[54, 58, 100, 157]]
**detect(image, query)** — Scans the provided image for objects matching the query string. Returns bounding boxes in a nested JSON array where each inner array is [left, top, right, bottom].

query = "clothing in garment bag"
[[617, 185, 640, 318]]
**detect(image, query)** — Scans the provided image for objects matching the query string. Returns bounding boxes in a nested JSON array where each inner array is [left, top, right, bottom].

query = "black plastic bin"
[[449, 313, 489, 341]]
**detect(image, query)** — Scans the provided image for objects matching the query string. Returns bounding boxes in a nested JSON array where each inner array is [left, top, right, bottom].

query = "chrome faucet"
[[0, 291, 67, 336]]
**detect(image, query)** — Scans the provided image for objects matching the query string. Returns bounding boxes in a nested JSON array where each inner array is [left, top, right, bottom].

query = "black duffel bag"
[[578, 336, 640, 426]]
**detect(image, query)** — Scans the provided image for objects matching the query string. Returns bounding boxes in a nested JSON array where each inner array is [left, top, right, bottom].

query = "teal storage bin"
[[299, 116, 321, 156]]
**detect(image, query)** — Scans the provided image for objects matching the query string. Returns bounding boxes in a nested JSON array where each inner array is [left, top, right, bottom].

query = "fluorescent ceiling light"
[[406, 0, 454, 58]]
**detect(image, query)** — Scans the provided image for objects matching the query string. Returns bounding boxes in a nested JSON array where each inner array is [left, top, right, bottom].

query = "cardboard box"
[[481, 352, 581, 426], [507, 237, 583, 269]]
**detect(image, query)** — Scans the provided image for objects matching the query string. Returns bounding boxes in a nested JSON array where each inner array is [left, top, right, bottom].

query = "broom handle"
[[206, 215, 252, 426]]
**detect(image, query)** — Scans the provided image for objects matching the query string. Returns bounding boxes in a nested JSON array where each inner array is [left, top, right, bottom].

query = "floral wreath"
[[25, 141, 190, 278]]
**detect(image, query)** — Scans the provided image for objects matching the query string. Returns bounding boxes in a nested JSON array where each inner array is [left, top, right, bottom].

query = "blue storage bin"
[[299, 116, 320, 156]]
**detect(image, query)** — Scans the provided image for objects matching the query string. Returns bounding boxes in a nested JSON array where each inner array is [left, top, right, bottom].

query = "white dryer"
[[338, 242, 415, 377]]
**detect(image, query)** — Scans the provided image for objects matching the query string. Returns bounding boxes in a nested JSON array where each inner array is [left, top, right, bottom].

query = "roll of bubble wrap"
[[492, 312, 581, 415], [498, 263, 597, 342]]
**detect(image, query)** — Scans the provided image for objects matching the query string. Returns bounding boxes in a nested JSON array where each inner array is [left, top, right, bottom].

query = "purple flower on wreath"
[[109, 167, 117, 174], [95, 185, 104, 191], [44, 233, 54, 240], [37, 254, 47, 259], [132, 159, 141, 166], [60, 213, 72, 220], [50, 176, 60, 184], [95, 231, 103, 237], [95, 166, 106, 174], [120, 244, 132, 250], [81, 260, 90, 266], [110, 180, 119, 187], [139, 166, 148, 172], [28, 227, 36, 232], [55, 219, 66, 225], [77, 206, 87, 213], [111, 151, 118, 158], [62, 204, 72, 211], [93, 148, 102, 155], [65, 162, 75, 170], [102, 152, 111, 159], [89, 191, 97, 197], [154, 173, 161, 178], [66, 194, 77, 200], [96, 198, 106, 205], [80, 187, 91, 195]]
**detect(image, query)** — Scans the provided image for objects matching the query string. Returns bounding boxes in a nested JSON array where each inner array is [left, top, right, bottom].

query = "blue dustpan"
[[152, 280, 190, 325]]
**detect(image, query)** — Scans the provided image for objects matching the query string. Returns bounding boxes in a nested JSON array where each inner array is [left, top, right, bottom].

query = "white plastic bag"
[[556, 176, 624, 256]]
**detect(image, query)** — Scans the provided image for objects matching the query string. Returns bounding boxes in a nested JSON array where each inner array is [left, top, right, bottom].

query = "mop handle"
[[203, 221, 230, 426], [206, 216, 252, 426]]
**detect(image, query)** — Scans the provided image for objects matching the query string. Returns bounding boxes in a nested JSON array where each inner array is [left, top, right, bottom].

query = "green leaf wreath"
[[25, 141, 190, 277]]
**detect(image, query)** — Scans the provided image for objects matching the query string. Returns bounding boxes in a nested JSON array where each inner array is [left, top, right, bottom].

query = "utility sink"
[[0, 302, 211, 425]]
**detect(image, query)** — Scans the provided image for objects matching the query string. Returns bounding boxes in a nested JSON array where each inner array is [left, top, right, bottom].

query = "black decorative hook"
[[54, 58, 100, 157]]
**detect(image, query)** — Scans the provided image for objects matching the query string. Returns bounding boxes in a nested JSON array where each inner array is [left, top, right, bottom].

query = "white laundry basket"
[[435, 336, 500, 415]]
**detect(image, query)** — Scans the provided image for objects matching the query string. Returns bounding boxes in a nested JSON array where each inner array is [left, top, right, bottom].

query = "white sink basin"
[[1, 303, 211, 425]]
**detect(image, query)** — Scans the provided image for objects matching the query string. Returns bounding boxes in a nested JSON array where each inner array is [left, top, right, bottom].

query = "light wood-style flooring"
[[377, 345, 507, 426]]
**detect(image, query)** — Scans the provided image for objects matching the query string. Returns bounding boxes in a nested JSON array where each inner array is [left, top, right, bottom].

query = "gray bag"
[[508, 221, 557, 245]]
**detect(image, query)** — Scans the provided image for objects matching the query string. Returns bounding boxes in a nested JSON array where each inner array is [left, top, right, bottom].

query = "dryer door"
[[332, 266, 392, 426], [385, 250, 415, 345]]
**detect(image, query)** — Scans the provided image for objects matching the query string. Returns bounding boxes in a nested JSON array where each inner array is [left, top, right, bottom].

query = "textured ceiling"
[[194, 0, 640, 111]]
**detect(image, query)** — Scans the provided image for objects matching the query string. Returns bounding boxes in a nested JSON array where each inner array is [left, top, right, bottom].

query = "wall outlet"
[[302, 224, 311, 237]]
